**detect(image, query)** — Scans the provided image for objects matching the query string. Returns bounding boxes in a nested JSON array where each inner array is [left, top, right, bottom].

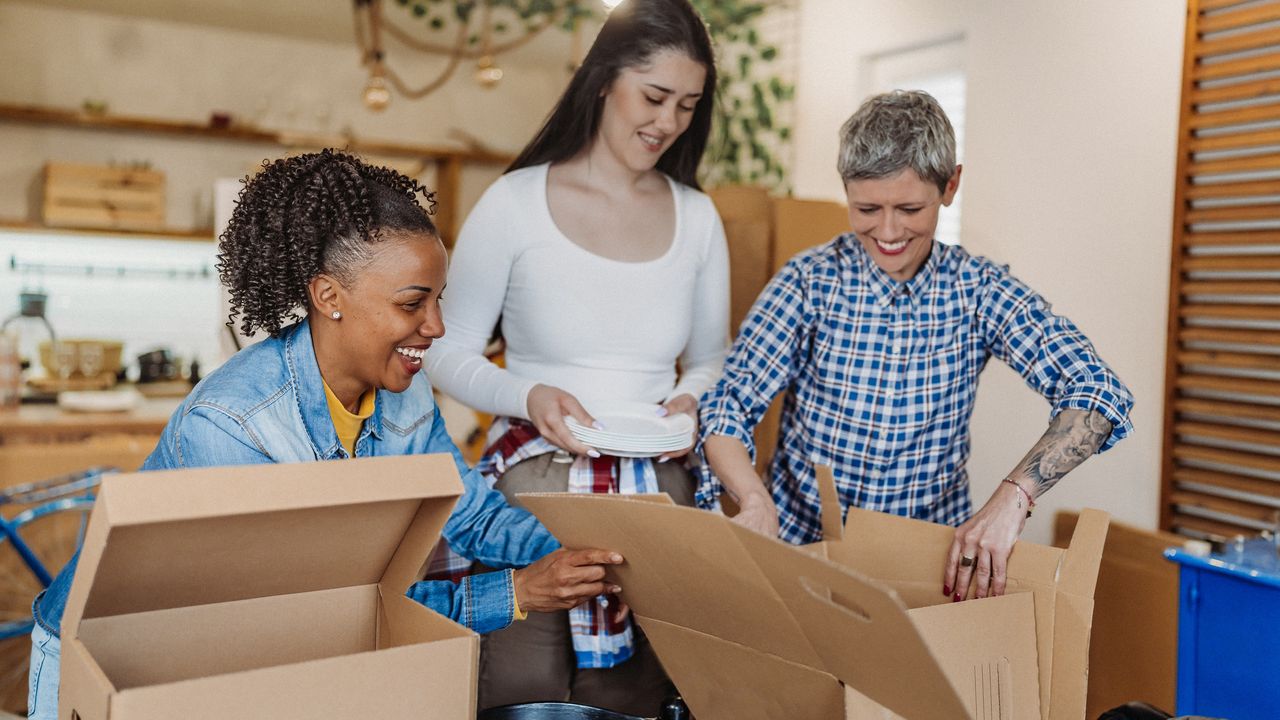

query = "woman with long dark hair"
[[425, 0, 728, 713]]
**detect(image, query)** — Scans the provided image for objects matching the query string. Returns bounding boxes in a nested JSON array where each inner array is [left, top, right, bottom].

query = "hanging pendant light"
[[352, 0, 582, 108]]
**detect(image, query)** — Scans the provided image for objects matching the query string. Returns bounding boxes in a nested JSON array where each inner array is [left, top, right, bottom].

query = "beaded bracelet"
[[1002, 478, 1035, 519]]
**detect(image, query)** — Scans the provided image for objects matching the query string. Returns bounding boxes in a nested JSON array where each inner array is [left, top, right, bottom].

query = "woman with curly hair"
[[424, 0, 728, 713], [26, 150, 622, 720]]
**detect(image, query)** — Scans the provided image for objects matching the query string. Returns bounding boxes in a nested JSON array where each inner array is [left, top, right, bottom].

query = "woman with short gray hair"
[[837, 89, 957, 192], [698, 89, 1132, 605]]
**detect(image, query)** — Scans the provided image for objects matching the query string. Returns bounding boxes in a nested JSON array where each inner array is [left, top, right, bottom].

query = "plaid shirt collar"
[[843, 233, 943, 310]]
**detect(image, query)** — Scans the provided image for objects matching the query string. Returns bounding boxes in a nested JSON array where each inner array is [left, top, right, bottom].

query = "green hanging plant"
[[685, 0, 794, 192], [394, 0, 795, 191]]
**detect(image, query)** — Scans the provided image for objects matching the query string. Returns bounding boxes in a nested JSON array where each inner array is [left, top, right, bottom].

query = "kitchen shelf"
[[0, 101, 518, 243], [0, 102, 514, 165], [0, 218, 214, 243]]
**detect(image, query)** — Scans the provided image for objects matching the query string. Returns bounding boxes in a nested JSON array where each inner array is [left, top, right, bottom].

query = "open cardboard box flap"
[[520, 468, 1108, 720], [63, 454, 463, 632], [59, 454, 480, 720]]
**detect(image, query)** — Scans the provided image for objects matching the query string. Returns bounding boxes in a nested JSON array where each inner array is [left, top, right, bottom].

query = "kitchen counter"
[[0, 395, 181, 444]]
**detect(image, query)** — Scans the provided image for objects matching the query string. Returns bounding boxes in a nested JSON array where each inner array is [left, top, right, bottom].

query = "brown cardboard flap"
[[731, 527, 969, 720], [835, 507, 1064, 589], [815, 465, 844, 542], [520, 494, 826, 667], [1057, 509, 1110, 598], [639, 615, 846, 720], [79, 586, 379, 689], [1052, 512, 1179, 719], [904, 593, 1040, 720], [525, 493, 972, 720], [106, 640, 476, 720], [64, 455, 462, 632]]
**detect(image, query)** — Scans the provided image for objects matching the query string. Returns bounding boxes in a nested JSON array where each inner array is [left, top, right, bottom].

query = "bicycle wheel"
[[0, 501, 93, 714]]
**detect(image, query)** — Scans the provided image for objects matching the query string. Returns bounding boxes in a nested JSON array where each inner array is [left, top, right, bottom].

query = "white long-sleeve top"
[[426, 163, 730, 419]]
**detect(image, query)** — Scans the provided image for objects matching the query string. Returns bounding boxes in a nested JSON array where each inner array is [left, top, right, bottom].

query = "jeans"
[[27, 621, 60, 720]]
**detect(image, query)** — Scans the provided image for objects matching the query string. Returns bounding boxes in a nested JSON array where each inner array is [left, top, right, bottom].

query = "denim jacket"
[[35, 320, 559, 637]]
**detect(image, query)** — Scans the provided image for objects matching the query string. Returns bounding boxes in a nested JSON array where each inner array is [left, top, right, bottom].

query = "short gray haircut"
[[837, 90, 957, 192]]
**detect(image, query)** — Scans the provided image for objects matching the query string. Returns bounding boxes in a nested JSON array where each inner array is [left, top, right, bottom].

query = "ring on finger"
[[960, 554, 976, 568]]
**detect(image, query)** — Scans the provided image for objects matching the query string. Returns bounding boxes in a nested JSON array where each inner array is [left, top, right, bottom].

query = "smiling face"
[[844, 167, 961, 282], [312, 231, 447, 401], [596, 48, 707, 174]]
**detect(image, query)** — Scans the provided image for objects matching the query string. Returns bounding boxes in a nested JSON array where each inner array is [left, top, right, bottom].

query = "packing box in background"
[[1053, 512, 1180, 718], [522, 467, 1108, 720], [40, 162, 166, 231], [59, 454, 477, 720]]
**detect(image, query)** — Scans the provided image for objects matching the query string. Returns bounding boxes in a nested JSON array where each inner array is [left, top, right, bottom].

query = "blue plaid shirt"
[[696, 236, 1133, 544]]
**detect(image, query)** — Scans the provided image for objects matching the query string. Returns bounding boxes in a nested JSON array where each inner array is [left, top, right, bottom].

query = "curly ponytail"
[[217, 150, 437, 337]]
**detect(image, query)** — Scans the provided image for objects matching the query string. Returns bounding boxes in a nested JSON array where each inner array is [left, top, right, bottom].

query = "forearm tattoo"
[[1009, 409, 1113, 498]]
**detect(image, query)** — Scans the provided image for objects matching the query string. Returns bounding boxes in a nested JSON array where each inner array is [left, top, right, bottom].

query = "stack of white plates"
[[566, 402, 695, 458]]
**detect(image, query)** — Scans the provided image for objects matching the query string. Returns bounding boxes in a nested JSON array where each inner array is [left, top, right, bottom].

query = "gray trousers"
[[477, 451, 694, 716]]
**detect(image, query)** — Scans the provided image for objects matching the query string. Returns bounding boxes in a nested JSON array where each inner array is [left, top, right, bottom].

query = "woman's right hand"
[[731, 491, 781, 538], [527, 384, 599, 456], [512, 548, 625, 613]]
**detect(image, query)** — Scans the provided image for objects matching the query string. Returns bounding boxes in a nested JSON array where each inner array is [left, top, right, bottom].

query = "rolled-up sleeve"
[[422, 404, 560, 567], [980, 268, 1134, 451], [405, 567, 517, 635]]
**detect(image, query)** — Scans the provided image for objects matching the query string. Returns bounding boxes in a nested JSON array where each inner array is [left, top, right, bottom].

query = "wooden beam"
[[433, 156, 464, 249], [1180, 253, 1280, 269], [1165, 0, 1207, 533], [1175, 420, 1280, 448], [1173, 442, 1280, 473], [1198, 1, 1280, 34], [1185, 177, 1280, 199], [1187, 150, 1280, 176], [1180, 229, 1280, 245], [1180, 279, 1280, 294], [1180, 327, 1280, 347], [1175, 396, 1280, 423], [1196, 24, 1280, 58], [1177, 349, 1280, 372]]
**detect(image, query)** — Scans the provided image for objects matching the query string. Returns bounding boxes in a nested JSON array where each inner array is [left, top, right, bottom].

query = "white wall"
[[792, 0, 1185, 539]]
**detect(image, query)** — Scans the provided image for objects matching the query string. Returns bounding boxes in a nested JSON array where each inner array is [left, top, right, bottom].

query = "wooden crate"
[[40, 162, 165, 231]]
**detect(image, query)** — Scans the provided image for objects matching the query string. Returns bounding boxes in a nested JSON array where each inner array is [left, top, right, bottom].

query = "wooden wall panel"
[[1162, 0, 1280, 540]]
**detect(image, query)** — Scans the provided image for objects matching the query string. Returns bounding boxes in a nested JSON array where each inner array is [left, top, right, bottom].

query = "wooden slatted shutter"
[[1163, 0, 1280, 541]]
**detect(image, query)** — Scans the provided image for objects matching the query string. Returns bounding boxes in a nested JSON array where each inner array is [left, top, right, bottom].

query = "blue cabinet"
[[1165, 540, 1280, 720]]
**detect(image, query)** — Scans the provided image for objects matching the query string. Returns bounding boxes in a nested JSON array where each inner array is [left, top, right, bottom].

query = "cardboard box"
[[1053, 512, 1180, 718], [521, 468, 1108, 720], [41, 162, 165, 231], [59, 454, 477, 719]]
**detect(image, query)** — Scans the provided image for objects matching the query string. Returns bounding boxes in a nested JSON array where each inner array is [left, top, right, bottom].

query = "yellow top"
[[322, 380, 376, 457], [513, 587, 527, 621]]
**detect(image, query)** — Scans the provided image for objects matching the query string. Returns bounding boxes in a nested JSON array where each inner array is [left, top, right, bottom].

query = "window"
[[862, 35, 966, 245]]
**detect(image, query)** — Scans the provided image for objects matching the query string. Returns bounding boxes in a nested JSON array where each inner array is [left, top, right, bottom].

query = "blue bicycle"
[[0, 467, 115, 642]]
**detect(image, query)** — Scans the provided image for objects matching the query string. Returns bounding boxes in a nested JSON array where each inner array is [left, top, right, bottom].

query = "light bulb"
[[475, 56, 504, 88], [363, 75, 391, 112]]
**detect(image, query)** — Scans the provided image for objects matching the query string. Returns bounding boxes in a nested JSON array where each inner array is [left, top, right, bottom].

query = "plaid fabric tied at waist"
[[423, 416, 659, 669]]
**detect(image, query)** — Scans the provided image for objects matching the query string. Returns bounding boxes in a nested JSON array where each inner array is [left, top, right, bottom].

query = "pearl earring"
[[331, 311, 342, 320]]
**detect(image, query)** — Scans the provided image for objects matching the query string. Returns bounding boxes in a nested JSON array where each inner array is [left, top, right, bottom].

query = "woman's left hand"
[[657, 393, 698, 462], [943, 480, 1030, 601]]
